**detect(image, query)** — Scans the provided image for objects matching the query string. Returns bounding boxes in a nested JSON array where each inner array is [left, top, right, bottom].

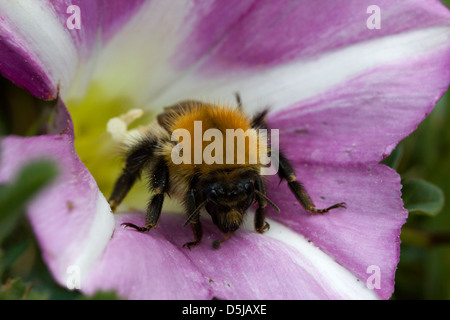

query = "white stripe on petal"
[[77, 1, 194, 105], [149, 25, 450, 115], [63, 191, 115, 290], [0, 0, 78, 97], [0, 133, 116, 290], [242, 212, 379, 300]]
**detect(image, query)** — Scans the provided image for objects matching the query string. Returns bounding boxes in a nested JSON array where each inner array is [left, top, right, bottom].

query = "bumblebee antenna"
[[183, 200, 208, 227], [234, 92, 242, 110], [255, 190, 280, 212]]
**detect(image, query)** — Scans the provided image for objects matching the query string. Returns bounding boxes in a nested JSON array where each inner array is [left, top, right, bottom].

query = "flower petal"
[[48, 0, 147, 50], [0, 102, 114, 288], [175, 0, 450, 70], [81, 212, 210, 300], [81, 1, 194, 105], [0, 0, 146, 100], [3, 102, 380, 299], [150, 23, 450, 116], [82, 211, 378, 300], [2, 0, 446, 301], [0, 1, 75, 99], [61, 0, 449, 111], [267, 44, 450, 165], [265, 163, 406, 300]]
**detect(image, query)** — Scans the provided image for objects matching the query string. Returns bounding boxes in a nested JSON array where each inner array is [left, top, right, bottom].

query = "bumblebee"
[[108, 95, 345, 249]]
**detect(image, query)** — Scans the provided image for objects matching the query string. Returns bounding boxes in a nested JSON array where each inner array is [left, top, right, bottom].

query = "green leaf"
[[382, 144, 403, 170], [77, 290, 122, 300], [0, 278, 50, 300], [402, 178, 445, 216], [0, 240, 29, 272], [0, 159, 58, 243], [0, 278, 31, 300], [0, 249, 4, 279]]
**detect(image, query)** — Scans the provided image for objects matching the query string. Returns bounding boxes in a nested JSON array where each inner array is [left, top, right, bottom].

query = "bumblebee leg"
[[122, 158, 169, 232], [182, 187, 203, 249], [183, 220, 203, 249], [249, 109, 345, 213], [122, 193, 164, 231], [254, 175, 270, 233], [278, 152, 346, 214], [108, 138, 157, 212]]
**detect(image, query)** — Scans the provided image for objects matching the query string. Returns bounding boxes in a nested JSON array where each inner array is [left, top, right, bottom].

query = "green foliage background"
[[0, 1, 449, 300], [391, 88, 450, 299]]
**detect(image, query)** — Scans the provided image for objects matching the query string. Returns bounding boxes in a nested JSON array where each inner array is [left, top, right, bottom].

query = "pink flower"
[[0, 0, 449, 299]]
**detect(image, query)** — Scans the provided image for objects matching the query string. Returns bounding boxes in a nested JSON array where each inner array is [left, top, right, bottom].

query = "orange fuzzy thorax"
[[162, 102, 267, 179]]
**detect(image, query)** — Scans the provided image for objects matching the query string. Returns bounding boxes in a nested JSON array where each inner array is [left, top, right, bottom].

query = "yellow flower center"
[[66, 82, 155, 211]]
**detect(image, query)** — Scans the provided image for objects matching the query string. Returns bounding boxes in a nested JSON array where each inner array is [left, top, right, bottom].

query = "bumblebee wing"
[[157, 100, 202, 133]]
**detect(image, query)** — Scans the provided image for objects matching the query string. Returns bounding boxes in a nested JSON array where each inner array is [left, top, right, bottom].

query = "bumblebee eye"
[[244, 182, 254, 194], [206, 187, 218, 201]]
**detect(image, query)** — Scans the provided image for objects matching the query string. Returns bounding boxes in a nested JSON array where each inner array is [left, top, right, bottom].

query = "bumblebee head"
[[203, 178, 255, 233]]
